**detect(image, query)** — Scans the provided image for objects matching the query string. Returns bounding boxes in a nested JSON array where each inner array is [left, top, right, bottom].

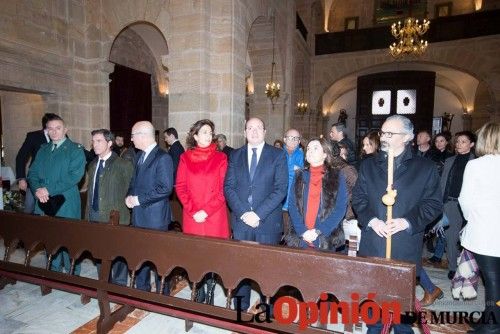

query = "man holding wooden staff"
[[353, 115, 442, 333]]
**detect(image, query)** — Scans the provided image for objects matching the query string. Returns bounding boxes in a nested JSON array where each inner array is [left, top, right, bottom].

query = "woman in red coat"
[[176, 119, 229, 238], [176, 119, 229, 304]]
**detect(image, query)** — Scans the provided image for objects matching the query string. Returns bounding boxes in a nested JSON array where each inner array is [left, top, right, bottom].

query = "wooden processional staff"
[[381, 149, 397, 259]]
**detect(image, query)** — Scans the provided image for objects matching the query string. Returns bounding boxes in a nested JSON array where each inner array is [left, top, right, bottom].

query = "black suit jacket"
[[128, 145, 174, 231], [168, 140, 185, 181], [15, 129, 49, 179], [224, 143, 288, 234]]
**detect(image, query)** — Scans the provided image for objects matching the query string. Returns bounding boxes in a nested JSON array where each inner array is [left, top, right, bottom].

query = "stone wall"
[[0, 92, 45, 173]]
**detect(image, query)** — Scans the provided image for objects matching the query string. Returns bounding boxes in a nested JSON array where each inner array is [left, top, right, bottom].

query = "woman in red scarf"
[[176, 119, 229, 303], [176, 119, 229, 238], [287, 138, 348, 250]]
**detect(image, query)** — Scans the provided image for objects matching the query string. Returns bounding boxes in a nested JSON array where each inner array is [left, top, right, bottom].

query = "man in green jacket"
[[28, 115, 86, 274], [86, 129, 133, 285]]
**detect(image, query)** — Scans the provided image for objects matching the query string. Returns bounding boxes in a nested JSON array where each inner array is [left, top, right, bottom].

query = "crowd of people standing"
[[13, 113, 500, 334]]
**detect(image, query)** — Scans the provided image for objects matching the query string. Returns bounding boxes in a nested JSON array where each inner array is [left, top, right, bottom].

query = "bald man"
[[126, 121, 174, 292]]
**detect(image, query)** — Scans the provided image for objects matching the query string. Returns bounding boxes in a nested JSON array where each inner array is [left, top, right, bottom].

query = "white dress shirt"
[[459, 154, 500, 257], [142, 143, 157, 162], [247, 141, 265, 172]]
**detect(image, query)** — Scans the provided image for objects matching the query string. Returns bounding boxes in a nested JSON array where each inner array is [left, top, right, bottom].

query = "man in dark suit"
[[224, 117, 288, 312], [163, 127, 184, 182], [353, 115, 442, 333], [126, 121, 174, 293], [16, 113, 59, 213]]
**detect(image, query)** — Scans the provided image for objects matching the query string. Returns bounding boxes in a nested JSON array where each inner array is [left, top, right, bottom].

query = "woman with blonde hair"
[[459, 122, 500, 334]]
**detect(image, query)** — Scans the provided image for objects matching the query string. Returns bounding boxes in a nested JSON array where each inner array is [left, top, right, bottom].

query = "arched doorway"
[[109, 22, 168, 146]]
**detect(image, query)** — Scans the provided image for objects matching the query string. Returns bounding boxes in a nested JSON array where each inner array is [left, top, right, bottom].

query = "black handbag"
[[37, 194, 65, 216]]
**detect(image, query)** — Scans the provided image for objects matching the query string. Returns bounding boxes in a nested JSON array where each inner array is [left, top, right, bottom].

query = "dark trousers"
[[232, 228, 281, 311], [444, 200, 464, 271], [473, 252, 500, 333], [135, 264, 170, 295], [23, 187, 36, 214]]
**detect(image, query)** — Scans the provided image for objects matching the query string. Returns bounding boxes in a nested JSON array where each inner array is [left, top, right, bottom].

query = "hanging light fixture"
[[265, 16, 280, 108], [389, 0, 430, 58], [297, 62, 308, 113]]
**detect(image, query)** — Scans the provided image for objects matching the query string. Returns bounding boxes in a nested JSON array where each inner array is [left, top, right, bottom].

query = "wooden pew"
[[0, 210, 415, 333]]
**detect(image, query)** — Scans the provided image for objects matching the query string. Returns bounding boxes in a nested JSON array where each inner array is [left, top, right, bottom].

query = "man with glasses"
[[126, 121, 174, 293], [353, 115, 442, 333], [224, 117, 288, 312], [281, 129, 304, 237]]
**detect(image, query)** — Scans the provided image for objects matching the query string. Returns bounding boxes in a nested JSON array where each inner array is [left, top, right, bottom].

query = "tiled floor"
[[0, 241, 483, 333]]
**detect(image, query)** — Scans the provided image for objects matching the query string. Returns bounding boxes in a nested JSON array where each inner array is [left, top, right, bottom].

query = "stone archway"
[[312, 35, 500, 131], [108, 22, 169, 147]]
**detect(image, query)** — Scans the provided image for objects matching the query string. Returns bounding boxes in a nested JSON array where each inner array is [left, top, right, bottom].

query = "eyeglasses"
[[378, 130, 406, 138], [285, 136, 301, 142]]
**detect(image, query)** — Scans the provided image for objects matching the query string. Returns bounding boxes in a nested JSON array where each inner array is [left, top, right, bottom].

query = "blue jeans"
[[419, 268, 436, 294], [50, 249, 81, 275], [433, 235, 446, 260]]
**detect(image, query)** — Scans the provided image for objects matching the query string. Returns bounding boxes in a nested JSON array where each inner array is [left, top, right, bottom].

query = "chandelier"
[[297, 63, 308, 113], [265, 16, 280, 108], [389, 16, 429, 58]]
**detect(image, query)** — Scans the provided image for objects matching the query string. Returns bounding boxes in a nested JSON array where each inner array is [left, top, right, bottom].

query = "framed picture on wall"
[[432, 117, 443, 135], [344, 17, 359, 30], [435, 2, 452, 18]]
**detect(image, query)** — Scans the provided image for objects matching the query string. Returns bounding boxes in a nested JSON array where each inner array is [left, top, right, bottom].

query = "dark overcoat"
[[352, 146, 442, 271], [127, 145, 173, 231], [86, 152, 134, 224]]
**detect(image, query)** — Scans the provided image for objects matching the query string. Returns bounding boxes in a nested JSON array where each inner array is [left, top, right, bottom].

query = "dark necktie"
[[248, 148, 257, 206], [92, 159, 104, 211], [138, 152, 145, 165], [51, 144, 57, 152], [249, 147, 257, 181]]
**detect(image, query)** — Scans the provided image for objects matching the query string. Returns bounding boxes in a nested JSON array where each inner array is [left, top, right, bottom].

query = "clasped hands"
[[193, 210, 208, 223], [302, 229, 319, 243], [371, 218, 409, 238], [241, 211, 260, 228], [125, 195, 140, 208], [35, 187, 49, 203]]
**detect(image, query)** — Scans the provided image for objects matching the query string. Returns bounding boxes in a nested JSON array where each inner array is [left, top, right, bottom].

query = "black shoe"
[[426, 239, 435, 253], [428, 256, 442, 264], [447, 270, 456, 280]]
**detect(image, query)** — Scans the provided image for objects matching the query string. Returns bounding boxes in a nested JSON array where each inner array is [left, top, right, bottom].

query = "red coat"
[[176, 143, 229, 238]]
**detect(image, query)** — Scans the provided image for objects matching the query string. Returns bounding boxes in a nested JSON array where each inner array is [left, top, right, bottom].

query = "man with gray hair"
[[215, 133, 233, 158], [329, 122, 356, 164], [352, 115, 442, 332]]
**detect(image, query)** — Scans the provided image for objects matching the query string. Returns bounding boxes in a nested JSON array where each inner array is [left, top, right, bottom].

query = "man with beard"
[[353, 115, 442, 333]]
